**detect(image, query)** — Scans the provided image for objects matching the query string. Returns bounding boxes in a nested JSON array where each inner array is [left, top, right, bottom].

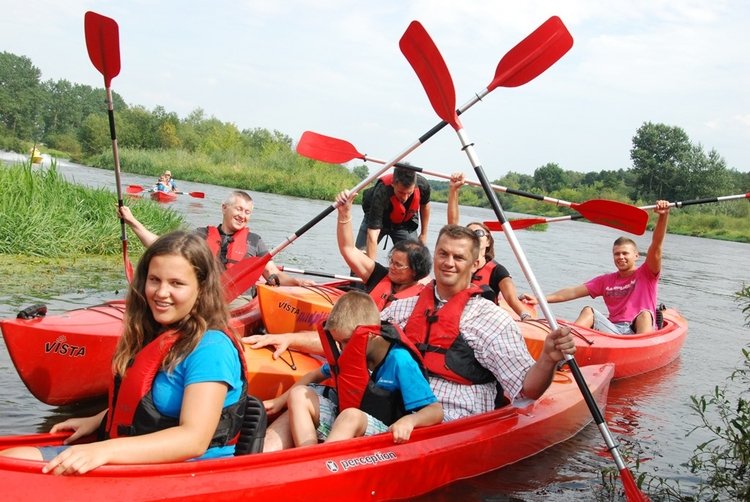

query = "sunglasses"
[[473, 229, 488, 238], [388, 259, 410, 270]]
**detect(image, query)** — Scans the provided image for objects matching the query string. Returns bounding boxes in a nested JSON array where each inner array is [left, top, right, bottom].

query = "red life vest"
[[403, 283, 495, 385], [105, 330, 248, 448], [471, 260, 500, 303], [205, 226, 249, 268], [317, 321, 426, 426], [379, 173, 421, 226], [368, 276, 425, 310]]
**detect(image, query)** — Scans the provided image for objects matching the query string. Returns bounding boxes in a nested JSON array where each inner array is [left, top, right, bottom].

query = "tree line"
[[1, 50, 748, 223]]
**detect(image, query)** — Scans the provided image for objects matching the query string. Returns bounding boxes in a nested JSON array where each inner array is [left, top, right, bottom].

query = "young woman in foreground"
[[0, 231, 246, 474]]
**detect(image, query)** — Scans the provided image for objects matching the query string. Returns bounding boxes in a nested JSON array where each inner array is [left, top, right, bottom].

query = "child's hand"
[[263, 396, 287, 415], [388, 416, 416, 444]]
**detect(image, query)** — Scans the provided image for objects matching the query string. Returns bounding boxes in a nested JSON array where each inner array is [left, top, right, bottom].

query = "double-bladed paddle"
[[126, 184, 206, 198], [84, 11, 133, 282], [399, 20, 649, 502], [297, 131, 647, 235], [508, 192, 750, 230], [277, 265, 363, 283], [222, 16, 574, 302]]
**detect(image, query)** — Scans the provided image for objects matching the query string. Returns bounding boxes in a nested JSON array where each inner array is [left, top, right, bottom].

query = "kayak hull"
[[150, 191, 177, 203], [0, 363, 614, 501], [256, 283, 345, 333], [522, 308, 688, 379], [0, 287, 336, 405]]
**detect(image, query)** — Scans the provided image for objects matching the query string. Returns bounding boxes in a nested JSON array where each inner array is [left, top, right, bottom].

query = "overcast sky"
[[3, 0, 748, 182]]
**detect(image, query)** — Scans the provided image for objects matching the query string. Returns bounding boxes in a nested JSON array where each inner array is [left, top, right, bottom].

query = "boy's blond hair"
[[324, 291, 380, 340]]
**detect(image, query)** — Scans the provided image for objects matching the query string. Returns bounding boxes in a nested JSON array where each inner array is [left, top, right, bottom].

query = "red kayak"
[[521, 308, 688, 379], [150, 190, 177, 203], [0, 363, 614, 501], [0, 284, 344, 406], [0, 298, 261, 405]]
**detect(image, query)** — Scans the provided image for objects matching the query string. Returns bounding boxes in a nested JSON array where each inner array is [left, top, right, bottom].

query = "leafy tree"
[[352, 164, 368, 181], [78, 113, 111, 155], [533, 162, 567, 192], [0, 52, 43, 140], [672, 145, 733, 201], [630, 122, 691, 201]]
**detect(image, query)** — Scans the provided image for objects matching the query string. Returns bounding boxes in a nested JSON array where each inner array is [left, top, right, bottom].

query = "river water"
[[1, 154, 748, 500]]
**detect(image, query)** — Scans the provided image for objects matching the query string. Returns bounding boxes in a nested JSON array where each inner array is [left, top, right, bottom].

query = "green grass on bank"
[[0, 160, 184, 258]]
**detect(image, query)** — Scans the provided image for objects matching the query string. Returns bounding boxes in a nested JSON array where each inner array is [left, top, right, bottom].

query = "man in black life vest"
[[355, 166, 432, 261], [119, 190, 312, 287]]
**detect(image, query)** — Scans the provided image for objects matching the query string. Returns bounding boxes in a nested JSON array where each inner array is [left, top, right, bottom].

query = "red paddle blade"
[[126, 185, 144, 194], [483, 221, 502, 232], [489, 16, 573, 90], [574, 199, 649, 235], [84, 11, 121, 88], [187, 192, 205, 199], [509, 218, 548, 230], [296, 131, 363, 164], [222, 255, 272, 303], [399, 21, 459, 129], [620, 468, 651, 501]]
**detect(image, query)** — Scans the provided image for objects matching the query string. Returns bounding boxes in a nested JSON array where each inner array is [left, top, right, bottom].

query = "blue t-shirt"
[[320, 345, 436, 413], [152, 330, 243, 459]]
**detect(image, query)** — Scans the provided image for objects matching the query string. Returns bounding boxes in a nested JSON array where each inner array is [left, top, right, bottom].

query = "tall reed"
[[0, 161, 183, 257]]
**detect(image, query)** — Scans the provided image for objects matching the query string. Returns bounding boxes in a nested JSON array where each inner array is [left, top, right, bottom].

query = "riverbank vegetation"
[[0, 160, 182, 292], [1, 50, 748, 244]]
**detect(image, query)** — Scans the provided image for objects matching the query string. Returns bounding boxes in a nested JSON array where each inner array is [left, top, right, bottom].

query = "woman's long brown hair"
[[112, 231, 231, 376]]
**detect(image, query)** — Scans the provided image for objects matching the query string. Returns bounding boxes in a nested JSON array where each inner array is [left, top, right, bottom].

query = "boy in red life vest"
[[263, 291, 443, 448]]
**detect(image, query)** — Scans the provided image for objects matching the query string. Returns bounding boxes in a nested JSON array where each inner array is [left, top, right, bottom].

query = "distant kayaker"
[[153, 174, 171, 193], [520, 200, 670, 335], [356, 166, 432, 261], [335, 189, 431, 310], [163, 170, 177, 192], [0, 231, 247, 472], [118, 190, 314, 287], [262, 291, 443, 449], [246, 225, 576, 428], [447, 172, 535, 320]]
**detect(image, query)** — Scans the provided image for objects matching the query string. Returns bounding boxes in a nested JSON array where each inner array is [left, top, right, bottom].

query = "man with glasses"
[[355, 166, 432, 261]]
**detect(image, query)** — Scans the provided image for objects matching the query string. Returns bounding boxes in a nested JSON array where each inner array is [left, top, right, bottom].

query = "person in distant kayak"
[[163, 170, 177, 192], [262, 291, 442, 449], [446, 172, 535, 320], [356, 166, 432, 261], [153, 174, 171, 193], [119, 190, 313, 287], [0, 231, 247, 473], [520, 200, 671, 334]]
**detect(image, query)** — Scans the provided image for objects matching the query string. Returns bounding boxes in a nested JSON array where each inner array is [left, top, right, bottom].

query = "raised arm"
[[118, 206, 159, 247], [645, 200, 670, 275], [336, 190, 375, 281], [446, 172, 465, 225]]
